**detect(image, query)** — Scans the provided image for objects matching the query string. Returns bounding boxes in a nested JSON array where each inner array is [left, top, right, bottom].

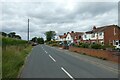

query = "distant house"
[[74, 32, 84, 44], [55, 33, 67, 42], [66, 31, 84, 44], [61, 33, 67, 41], [82, 25, 120, 49], [54, 35, 62, 41]]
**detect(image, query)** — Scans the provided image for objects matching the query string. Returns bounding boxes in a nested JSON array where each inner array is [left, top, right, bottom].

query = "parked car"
[[32, 42, 38, 46]]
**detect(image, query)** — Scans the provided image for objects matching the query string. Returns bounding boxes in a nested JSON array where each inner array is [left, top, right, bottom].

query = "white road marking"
[[41, 46, 45, 51], [61, 67, 75, 80], [45, 51, 48, 54], [49, 55, 56, 62]]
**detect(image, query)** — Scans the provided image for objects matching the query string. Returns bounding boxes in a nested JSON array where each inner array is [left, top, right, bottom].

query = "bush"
[[81, 43, 89, 48], [90, 43, 102, 49], [73, 43, 89, 48]]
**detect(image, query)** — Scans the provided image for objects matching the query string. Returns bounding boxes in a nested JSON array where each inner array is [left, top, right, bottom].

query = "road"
[[20, 44, 118, 79]]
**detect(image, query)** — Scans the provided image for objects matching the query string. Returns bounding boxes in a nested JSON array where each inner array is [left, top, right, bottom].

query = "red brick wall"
[[104, 26, 120, 45], [69, 46, 120, 63]]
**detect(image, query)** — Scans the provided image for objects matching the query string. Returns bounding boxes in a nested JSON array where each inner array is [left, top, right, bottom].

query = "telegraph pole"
[[28, 18, 29, 43]]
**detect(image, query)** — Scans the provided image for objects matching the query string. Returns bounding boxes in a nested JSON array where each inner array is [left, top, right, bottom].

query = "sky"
[[1, 0, 119, 40]]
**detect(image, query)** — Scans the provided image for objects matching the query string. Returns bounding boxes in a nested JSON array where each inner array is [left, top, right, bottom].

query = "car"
[[32, 43, 38, 46]]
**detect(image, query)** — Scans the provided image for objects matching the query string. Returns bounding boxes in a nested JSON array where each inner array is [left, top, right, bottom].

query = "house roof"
[[85, 24, 120, 34], [68, 32, 84, 39], [59, 35, 63, 38], [59, 34, 67, 39], [62, 34, 67, 38]]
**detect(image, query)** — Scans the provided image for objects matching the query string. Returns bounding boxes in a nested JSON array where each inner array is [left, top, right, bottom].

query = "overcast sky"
[[1, 0, 119, 40]]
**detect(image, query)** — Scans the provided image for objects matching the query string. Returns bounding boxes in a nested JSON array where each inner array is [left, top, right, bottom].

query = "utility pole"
[[28, 18, 29, 43]]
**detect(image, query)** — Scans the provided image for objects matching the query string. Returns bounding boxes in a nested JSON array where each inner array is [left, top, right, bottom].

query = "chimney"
[[71, 31, 74, 33], [93, 26, 96, 30], [67, 32, 69, 34], [64, 33, 66, 35]]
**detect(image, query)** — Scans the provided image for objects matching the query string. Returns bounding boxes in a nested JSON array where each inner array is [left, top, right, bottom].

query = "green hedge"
[[90, 43, 102, 49], [2, 37, 27, 46], [74, 42, 115, 50]]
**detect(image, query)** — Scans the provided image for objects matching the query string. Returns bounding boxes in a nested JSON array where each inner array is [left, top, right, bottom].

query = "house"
[[55, 33, 67, 42], [61, 33, 67, 41], [54, 36, 61, 41], [74, 32, 84, 44], [82, 25, 120, 49], [66, 31, 84, 45]]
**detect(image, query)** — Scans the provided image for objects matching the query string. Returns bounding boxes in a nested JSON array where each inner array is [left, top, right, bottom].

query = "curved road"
[[20, 44, 118, 79]]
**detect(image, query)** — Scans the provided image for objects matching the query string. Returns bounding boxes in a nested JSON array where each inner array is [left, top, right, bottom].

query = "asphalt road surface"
[[20, 44, 118, 79]]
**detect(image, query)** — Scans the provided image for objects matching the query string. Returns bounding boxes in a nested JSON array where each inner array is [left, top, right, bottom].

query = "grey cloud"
[[2, 2, 118, 40]]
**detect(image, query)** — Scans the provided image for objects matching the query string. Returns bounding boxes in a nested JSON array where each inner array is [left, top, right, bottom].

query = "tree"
[[31, 37, 37, 42], [45, 31, 56, 42], [8, 32, 16, 38], [37, 37, 44, 44], [0, 32, 7, 37], [15, 35, 21, 39]]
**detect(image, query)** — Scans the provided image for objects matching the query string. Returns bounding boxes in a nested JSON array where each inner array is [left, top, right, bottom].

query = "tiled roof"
[[69, 32, 84, 39], [86, 25, 119, 34], [59, 34, 67, 39]]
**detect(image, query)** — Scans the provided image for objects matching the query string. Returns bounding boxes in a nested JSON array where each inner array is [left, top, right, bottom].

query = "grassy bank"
[[2, 37, 32, 78], [0, 46, 2, 79]]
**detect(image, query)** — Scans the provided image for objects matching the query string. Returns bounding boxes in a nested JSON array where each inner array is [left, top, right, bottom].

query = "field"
[[2, 37, 32, 78]]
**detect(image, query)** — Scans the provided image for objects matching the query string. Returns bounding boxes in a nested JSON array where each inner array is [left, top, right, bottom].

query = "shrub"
[[90, 43, 102, 49], [81, 43, 89, 48], [51, 43, 59, 47]]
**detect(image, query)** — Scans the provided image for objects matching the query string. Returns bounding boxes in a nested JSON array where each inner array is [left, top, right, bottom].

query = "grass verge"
[[2, 45, 32, 78]]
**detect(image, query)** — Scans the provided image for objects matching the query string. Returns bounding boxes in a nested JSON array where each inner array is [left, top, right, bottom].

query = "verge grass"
[[2, 37, 32, 78]]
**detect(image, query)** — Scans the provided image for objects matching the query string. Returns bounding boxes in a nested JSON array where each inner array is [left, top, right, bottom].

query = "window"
[[79, 36, 81, 39], [119, 40, 120, 44], [91, 33, 95, 38], [102, 42, 104, 44], [116, 42, 118, 45], [99, 32, 102, 36], [84, 35, 87, 38]]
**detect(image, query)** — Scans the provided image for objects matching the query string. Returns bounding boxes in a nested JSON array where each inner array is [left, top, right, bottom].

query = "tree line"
[[0, 32, 21, 39], [31, 37, 44, 44], [1, 30, 56, 44]]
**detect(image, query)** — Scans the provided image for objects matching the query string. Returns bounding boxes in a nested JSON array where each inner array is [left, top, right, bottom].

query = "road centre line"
[[49, 55, 56, 62], [61, 67, 75, 80], [45, 51, 48, 54]]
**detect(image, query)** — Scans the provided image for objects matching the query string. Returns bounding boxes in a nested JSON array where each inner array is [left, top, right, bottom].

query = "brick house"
[[82, 25, 120, 49]]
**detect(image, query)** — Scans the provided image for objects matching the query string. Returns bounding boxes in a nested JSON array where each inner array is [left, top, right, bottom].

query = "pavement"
[[20, 44, 119, 79]]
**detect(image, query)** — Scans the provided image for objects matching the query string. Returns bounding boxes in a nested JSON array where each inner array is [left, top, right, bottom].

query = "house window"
[[101, 42, 104, 44], [84, 35, 87, 38], [116, 42, 118, 45], [99, 32, 102, 36], [79, 36, 81, 39], [91, 33, 95, 38]]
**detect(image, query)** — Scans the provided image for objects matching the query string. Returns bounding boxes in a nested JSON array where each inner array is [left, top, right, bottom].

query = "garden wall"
[[69, 46, 120, 63]]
